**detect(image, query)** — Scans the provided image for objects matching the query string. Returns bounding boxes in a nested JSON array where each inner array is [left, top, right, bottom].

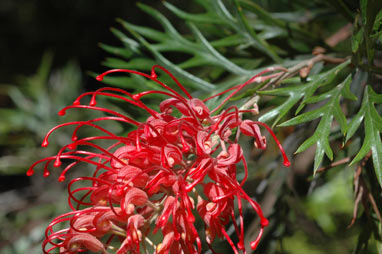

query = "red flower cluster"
[[28, 65, 290, 254]]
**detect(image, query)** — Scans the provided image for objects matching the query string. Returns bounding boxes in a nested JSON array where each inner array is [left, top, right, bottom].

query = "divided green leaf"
[[346, 86, 382, 188], [279, 74, 355, 173], [258, 60, 350, 126]]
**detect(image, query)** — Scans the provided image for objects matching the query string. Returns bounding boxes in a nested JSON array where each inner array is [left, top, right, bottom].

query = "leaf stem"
[[316, 157, 350, 173]]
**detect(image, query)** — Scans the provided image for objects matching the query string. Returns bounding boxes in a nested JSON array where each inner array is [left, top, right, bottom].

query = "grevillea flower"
[[28, 65, 290, 254]]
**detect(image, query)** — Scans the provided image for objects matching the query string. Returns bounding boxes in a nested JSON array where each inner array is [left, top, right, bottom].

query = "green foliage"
[[0, 53, 88, 253], [101, 0, 316, 107], [346, 86, 382, 187], [0, 52, 83, 174], [280, 71, 356, 173], [259, 61, 351, 126]]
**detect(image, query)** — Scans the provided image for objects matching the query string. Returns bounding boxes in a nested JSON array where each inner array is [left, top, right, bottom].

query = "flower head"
[[29, 65, 290, 253]]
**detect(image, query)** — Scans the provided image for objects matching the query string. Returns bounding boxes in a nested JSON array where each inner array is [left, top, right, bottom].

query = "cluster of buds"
[[28, 65, 290, 254]]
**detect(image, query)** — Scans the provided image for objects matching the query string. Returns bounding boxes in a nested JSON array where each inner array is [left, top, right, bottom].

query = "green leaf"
[[347, 86, 382, 188], [233, 0, 281, 62], [210, 34, 248, 47], [372, 10, 382, 32], [188, 23, 250, 75], [165, 0, 284, 62], [110, 28, 141, 54], [360, 0, 368, 25], [102, 57, 156, 70], [163, 1, 225, 24], [99, 43, 133, 59], [116, 2, 283, 94], [117, 19, 217, 91], [352, 27, 364, 53], [279, 74, 354, 173], [238, 0, 286, 28], [177, 56, 213, 69], [259, 60, 350, 126]]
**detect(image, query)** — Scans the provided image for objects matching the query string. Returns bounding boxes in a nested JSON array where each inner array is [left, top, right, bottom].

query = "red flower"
[[29, 65, 290, 253]]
